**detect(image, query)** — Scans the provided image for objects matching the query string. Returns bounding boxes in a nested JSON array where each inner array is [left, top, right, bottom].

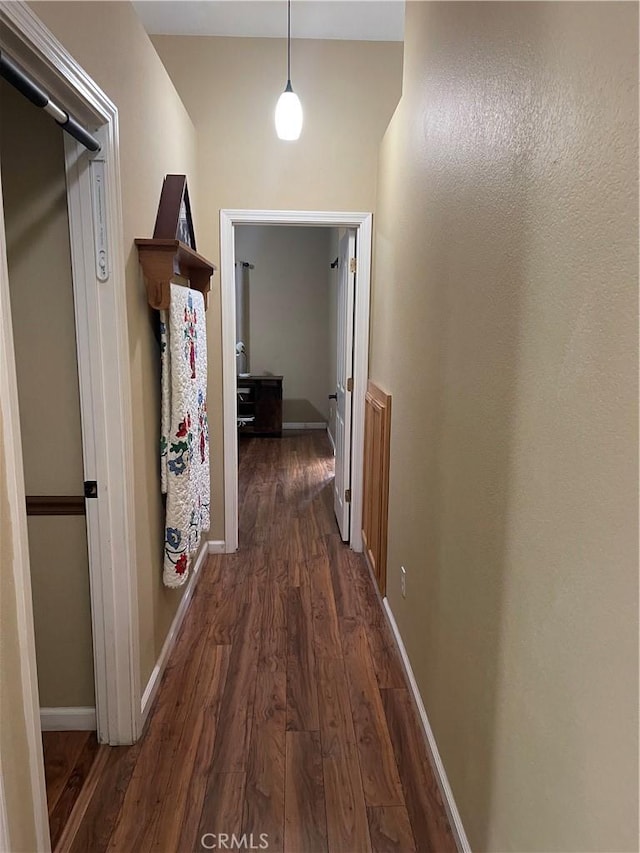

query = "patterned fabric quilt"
[[160, 285, 210, 587]]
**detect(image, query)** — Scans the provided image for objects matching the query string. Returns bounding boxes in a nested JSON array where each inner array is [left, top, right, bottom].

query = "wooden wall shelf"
[[135, 238, 216, 311]]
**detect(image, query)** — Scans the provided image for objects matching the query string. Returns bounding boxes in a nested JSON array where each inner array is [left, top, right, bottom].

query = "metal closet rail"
[[0, 49, 100, 152]]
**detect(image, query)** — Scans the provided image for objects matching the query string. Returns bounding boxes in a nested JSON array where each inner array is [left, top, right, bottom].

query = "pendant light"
[[275, 0, 303, 140]]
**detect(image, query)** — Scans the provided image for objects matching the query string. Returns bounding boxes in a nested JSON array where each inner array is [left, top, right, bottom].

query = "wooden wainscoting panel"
[[362, 382, 391, 596]]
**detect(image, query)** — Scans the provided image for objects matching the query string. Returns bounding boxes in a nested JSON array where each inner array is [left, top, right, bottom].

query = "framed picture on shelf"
[[153, 174, 196, 250]]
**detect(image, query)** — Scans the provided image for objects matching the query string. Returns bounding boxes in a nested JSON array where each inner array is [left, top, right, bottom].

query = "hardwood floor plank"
[[381, 688, 457, 853], [317, 656, 371, 852], [210, 577, 262, 771], [287, 577, 320, 732], [350, 552, 406, 689], [68, 744, 139, 853], [149, 643, 231, 852], [204, 592, 238, 644], [299, 507, 323, 549], [197, 772, 247, 844], [316, 656, 358, 760], [107, 614, 210, 851], [246, 544, 270, 584], [42, 731, 90, 817], [284, 731, 328, 853], [367, 806, 416, 852], [327, 533, 361, 619], [175, 715, 235, 850], [284, 519, 306, 581], [54, 744, 109, 853], [254, 483, 278, 545], [324, 752, 372, 853], [259, 552, 288, 674], [243, 669, 286, 852], [340, 617, 404, 808], [309, 555, 342, 660], [48, 733, 99, 850], [161, 586, 213, 677]]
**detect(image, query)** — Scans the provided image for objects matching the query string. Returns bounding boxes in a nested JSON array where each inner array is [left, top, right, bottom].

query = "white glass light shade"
[[275, 88, 303, 141]]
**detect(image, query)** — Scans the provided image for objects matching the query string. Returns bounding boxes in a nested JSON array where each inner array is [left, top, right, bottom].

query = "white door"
[[333, 229, 356, 540]]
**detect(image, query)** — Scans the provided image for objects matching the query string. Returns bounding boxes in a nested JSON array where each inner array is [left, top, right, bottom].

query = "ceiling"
[[133, 1, 405, 42]]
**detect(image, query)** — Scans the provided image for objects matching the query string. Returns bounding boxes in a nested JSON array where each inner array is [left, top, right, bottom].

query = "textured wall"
[[151, 34, 403, 538], [370, 2, 638, 850], [235, 225, 332, 423], [29, 0, 200, 690]]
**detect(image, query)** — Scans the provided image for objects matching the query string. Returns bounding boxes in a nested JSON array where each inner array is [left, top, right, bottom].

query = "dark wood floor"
[[65, 431, 455, 852], [42, 730, 100, 850]]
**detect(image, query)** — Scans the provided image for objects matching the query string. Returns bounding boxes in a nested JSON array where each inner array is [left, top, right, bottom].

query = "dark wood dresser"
[[237, 375, 283, 437]]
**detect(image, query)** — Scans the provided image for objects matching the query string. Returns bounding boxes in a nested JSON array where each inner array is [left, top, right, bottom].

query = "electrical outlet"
[[400, 565, 407, 598]]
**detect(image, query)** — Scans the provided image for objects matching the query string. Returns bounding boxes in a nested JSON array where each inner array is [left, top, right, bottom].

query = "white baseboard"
[[40, 707, 96, 731], [208, 540, 226, 554], [283, 422, 327, 430], [140, 542, 209, 726], [382, 598, 471, 853], [327, 426, 336, 454]]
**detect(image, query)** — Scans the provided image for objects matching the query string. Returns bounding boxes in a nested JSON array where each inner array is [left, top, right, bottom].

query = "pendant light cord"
[[287, 0, 291, 84]]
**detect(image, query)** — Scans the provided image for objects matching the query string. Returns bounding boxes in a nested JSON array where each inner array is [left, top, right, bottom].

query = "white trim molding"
[[220, 209, 372, 554], [65, 130, 140, 747], [383, 598, 471, 853], [40, 708, 97, 732], [208, 540, 227, 554], [282, 422, 327, 430], [140, 543, 209, 726]]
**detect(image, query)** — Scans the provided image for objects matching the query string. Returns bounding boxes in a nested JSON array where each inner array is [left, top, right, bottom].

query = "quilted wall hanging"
[[160, 285, 210, 586]]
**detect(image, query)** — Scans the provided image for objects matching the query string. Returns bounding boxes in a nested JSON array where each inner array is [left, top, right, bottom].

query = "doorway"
[[234, 225, 337, 429], [220, 210, 372, 554], [0, 4, 139, 848], [0, 75, 98, 845], [233, 224, 343, 544]]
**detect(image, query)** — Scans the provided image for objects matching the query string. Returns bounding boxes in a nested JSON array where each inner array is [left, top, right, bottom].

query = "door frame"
[[0, 4, 139, 844], [333, 229, 357, 540], [220, 209, 372, 553]]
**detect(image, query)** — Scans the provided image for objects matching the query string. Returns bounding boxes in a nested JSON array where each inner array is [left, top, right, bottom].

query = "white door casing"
[[64, 132, 140, 745], [220, 210, 372, 554], [333, 229, 356, 540]]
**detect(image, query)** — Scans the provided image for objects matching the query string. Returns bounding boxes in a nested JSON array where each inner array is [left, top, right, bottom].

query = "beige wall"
[[370, 2, 638, 851], [29, 1, 200, 689], [27, 518, 94, 707], [235, 225, 333, 422], [152, 33, 403, 537], [0, 79, 95, 708]]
